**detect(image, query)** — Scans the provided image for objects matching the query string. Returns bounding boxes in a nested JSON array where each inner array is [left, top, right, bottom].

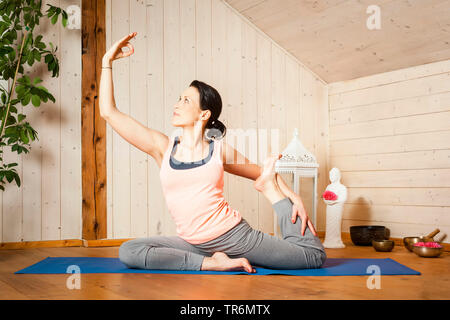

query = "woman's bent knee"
[[313, 249, 327, 268], [119, 239, 143, 268]]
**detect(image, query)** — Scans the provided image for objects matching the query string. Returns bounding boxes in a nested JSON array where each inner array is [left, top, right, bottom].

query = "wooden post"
[[81, 0, 107, 240]]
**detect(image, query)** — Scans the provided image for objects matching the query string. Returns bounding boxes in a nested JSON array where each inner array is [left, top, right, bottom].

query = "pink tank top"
[[159, 134, 242, 244]]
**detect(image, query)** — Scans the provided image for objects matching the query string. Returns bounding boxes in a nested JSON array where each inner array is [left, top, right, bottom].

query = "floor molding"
[[1, 233, 448, 251]]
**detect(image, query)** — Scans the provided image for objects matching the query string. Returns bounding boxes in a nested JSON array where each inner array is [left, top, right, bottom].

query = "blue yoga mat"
[[15, 257, 421, 276]]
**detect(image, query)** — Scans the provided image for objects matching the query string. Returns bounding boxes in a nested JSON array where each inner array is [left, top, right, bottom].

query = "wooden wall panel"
[[196, 0, 213, 84], [163, 0, 181, 236], [255, 32, 272, 233], [240, 21, 259, 228], [328, 59, 450, 243], [41, 0, 61, 241], [1, 0, 82, 243], [225, 5, 245, 227], [211, 0, 229, 204], [2, 73, 22, 242], [314, 76, 329, 231], [129, 0, 148, 238], [329, 73, 450, 111], [146, 0, 166, 238], [60, 0, 82, 240], [298, 68, 316, 227], [111, 0, 131, 239]]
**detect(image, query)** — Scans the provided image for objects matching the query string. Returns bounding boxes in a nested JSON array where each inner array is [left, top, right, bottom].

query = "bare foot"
[[254, 153, 281, 192], [201, 252, 256, 273]]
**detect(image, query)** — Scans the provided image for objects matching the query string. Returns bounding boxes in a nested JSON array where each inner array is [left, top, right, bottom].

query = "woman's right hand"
[[103, 32, 137, 65]]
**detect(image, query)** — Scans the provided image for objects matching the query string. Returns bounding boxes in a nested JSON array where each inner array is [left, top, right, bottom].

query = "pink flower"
[[413, 242, 442, 248], [322, 190, 338, 201]]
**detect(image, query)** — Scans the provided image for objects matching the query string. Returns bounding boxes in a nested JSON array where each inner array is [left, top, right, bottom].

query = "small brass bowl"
[[412, 245, 443, 258], [372, 240, 395, 252]]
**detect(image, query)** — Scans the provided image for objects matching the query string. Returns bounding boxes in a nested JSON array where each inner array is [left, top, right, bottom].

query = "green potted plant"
[[0, 0, 68, 191]]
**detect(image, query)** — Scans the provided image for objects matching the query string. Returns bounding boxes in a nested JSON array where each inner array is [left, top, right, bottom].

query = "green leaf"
[[34, 49, 41, 62], [51, 13, 58, 25], [5, 171, 13, 183], [20, 128, 29, 144], [30, 87, 40, 95], [36, 41, 46, 49], [31, 94, 40, 107], [37, 85, 49, 93], [10, 98, 21, 105], [8, 49, 15, 61], [22, 93, 31, 106], [6, 115, 16, 126], [27, 127, 37, 141], [27, 53, 34, 66], [26, 128, 35, 141], [47, 92, 55, 103], [18, 114, 26, 122], [4, 127, 17, 137], [45, 53, 53, 63], [47, 5, 56, 16], [14, 173, 20, 187], [15, 84, 26, 95], [24, 75, 31, 85], [33, 77, 43, 85]]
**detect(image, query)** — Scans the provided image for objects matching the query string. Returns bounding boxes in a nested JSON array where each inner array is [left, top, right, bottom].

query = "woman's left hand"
[[290, 197, 318, 237]]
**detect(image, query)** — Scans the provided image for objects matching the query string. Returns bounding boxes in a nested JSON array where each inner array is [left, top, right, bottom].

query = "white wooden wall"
[[5, 0, 445, 245], [328, 59, 450, 244], [0, 0, 82, 243], [105, 0, 329, 239]]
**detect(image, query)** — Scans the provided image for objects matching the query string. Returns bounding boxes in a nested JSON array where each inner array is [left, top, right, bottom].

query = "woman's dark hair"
[[189, 80, 227, 140]]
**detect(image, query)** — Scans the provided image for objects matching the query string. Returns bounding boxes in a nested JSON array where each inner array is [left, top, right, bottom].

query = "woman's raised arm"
[[98, 32, 168, 164]]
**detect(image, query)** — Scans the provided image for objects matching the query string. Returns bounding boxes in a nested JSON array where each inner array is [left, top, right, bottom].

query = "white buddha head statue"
[[329, 167, 341, 184]]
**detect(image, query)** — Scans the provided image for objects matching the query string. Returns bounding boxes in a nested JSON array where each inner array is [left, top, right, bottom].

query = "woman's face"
[[172, 86, 210, 128]]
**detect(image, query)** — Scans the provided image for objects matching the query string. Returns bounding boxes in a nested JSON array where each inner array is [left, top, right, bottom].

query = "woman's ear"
[[202, 109, 212, 122]]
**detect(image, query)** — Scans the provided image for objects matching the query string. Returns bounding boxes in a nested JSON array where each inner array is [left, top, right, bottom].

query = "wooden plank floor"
[[1, 239, 448, 300]]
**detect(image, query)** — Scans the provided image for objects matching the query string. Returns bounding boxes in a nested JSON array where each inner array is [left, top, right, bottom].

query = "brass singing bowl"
[[413, 246, 443, 258], [403, 228, 440, 252], [403, 236, 433, 252], [372, 240, 395, 252]]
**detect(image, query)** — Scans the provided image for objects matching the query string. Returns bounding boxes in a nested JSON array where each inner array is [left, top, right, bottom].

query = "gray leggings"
[[119, 197, 327, 270]]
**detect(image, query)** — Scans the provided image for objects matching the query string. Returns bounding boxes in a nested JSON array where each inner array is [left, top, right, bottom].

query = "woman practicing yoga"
[[100, 32, 326, 273]]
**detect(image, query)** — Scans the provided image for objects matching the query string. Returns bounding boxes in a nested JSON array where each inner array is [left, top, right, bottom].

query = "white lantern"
[[274, 128, 319, 237], [276, 128, 318, 167]]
